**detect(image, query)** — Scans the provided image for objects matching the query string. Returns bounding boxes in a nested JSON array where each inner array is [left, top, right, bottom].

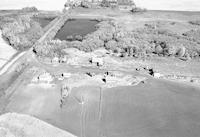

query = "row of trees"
[[33, 40, 65, 57], [33, 19, 200, 60], [66, 20, 200, 59], [1, 15, 44, 50]]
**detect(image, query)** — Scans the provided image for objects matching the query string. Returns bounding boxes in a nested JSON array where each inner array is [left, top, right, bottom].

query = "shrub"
[[105, 40, 117, 50], [155, 45, 163, 55], [82, 39, 104, 52], [74, 35, 83, 41], [145, 43, 155, 54], [117, 38, 135, 49], [189, 20, 200, 26], [25, 21, 43, 42], [163, 45, 176, 56], [34, 40, 65, 58], [0, 17, 15, 28], [101, 0, 111, 7], [113, 30, 127, 41], [66, 35, 74, 41], [126, 46, 133, 56], [100, 31, 113, 42], [182, 29, 200, 44], [176, 46, 186, 57], [80, 1, 91, 8], [68, 40, 83, 49], [121, 51, 128, 57], [93, 28, 114, 42], [1, 15, 43, 50]]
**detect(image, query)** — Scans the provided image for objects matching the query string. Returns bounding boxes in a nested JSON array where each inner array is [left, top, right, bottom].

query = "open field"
[[0, 31, 17, 68]]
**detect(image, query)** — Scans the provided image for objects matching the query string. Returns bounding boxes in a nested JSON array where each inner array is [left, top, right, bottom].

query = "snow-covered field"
[[0, 31, 17, 69], [0, 113, 76, 137]]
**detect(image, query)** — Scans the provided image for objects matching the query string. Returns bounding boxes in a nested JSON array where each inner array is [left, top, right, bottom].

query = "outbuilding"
[[90, 57, 104, 66]]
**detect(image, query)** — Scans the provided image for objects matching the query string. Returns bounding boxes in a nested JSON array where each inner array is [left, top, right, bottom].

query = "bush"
[[33, 40, 65, 58], [117, 38, 135, 49], [74, 35, 83, 41], [182, 29, 200, 44], [0, 17, 15, 28], [80, 1, 91, 8], [189, 20, 200, 26], [131, 46, 139, 56], [24, 21, 43, 45], [176, 46, 186, 57], [1, 15, 44, 50], [155, 45, 163, 55], [66, 35, 74, 41], [101, 0, 111, 7], [68, 40, 83, 49], [98, 30, 113, 42], [105, 40, 117, 50], [163, 45, 176, 56], [81, 39, 104, 52]]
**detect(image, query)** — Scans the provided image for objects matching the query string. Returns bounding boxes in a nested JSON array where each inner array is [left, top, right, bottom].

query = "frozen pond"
[[33, 17, 55, 28], [55, 19, 99, 41]]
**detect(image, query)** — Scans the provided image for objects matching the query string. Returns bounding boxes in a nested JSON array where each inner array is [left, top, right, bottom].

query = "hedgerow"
[[1, 15, 44, 50]]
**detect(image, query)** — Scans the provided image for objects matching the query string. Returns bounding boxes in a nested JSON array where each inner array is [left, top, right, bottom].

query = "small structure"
[[90, 57, 104, 66], [60, 56, 68, 63], [32, 76, 39, 83], [57, 72, 72, 81], [62, 73, 71, 78], [39, 72, 54, 83], [148, 68, 163, 78], [32, 72, 54, 84], [153, 72, 163, 79], [104, 76, 118, 83], [51, 57, 59, 64]]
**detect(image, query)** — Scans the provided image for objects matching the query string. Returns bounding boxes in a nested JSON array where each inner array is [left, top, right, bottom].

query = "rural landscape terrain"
[[0, 0, 200, 137]]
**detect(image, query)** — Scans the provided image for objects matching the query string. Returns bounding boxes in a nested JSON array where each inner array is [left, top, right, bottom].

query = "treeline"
[[21, 7, 38, 12], [33, 14, 69, 56], [41, 14, 69, 41], [67, 20, 199, 59], [33, 19, 200, 59], [1, 15, 44, 50]]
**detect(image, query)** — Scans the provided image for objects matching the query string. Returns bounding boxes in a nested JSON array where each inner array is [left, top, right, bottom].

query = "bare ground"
[[0, 31, 16, 68]]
